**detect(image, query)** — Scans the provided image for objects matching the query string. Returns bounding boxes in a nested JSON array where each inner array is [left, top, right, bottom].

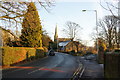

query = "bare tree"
[[38, 0, 55, 13], [0, 0, 55, 34], [63, 21, 81, 40], [99, 1, 119, 19], [99, 1, 120, 49], [0, 0, 54, 20], [98, 15, 119, 49]]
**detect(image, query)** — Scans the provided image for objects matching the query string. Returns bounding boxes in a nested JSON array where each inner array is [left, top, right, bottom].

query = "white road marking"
[[28, 67, 44, 74], [28, 70, 38, 74], [79, 67, 85, 78], [65, 54, 68, 55]]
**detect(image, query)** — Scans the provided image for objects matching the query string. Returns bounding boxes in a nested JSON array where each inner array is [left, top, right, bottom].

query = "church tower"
[[54, 24, 58, 42]]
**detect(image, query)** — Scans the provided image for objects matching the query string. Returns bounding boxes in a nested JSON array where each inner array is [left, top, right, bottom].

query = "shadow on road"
[[79, 55, 104, 79]]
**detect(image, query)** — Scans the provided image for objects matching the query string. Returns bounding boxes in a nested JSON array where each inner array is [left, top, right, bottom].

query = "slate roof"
[[59, 40, 71, 47]]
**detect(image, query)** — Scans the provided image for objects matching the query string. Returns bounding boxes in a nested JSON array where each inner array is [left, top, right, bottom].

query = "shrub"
[[1, 47, 46, 66], [2, 47, 27, 66], [43, 47, 48, 52], [26, 48, 36, 61], [85, 51, 93, 55], [70, 50, 75, 54], [36, 49, 44, 58], [43, 47, 48, 56], [69, 50, 77, 56]]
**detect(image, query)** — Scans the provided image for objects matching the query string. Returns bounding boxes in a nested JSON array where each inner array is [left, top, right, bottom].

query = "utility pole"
[[118, 1, 120, 48], [82, 10, 98, 53]]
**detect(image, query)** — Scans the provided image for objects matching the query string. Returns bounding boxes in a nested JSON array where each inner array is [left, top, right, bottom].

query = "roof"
[[0, 26, 19, 39], [59, 40, 71, 47], [58, 38, 73, 42]]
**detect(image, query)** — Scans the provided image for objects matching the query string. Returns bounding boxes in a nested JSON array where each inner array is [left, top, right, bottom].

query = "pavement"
[[79, 56, 104, 79]]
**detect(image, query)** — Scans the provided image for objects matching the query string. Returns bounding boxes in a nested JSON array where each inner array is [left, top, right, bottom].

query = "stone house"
[[58, 39, 83, 52], [0, 27, 19, 47], [54, 25, 85, 52]]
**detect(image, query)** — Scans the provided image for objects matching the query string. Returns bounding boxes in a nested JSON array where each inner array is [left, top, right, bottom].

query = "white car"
[[85, 54, 97, 60]]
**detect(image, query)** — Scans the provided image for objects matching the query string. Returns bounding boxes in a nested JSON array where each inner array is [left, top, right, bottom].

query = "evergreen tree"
[[20, 2, 42, 47]]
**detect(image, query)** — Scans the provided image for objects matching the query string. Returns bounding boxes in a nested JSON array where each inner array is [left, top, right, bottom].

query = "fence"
[[104, 52, 120, 78]]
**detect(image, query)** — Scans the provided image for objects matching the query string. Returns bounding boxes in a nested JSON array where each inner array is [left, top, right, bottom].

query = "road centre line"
[[28, 67, 44, 74]]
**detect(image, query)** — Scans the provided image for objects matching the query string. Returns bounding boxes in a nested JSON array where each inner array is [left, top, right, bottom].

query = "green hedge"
[[1, 47, 46, 66]]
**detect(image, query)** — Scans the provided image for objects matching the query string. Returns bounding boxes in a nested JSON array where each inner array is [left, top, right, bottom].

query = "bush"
[[70, 50, 75, 53], [43, 47, 48, 56], [76, 51, 84, 56], [1, 47, 46, 66], [36, 48, 44, 58], [7, 41, 22, 47], [43, 47, 48, 52], [69, 50, 77, 56], [26, 48, 36, 61], [85, 51, 93, 55], [2, 47, 27, 66]]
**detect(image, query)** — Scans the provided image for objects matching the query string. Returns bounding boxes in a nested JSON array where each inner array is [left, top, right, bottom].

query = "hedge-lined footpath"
[[1, 47, 47, 66]]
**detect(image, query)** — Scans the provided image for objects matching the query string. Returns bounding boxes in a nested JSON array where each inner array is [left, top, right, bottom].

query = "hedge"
[[1, 47, 47, 66]]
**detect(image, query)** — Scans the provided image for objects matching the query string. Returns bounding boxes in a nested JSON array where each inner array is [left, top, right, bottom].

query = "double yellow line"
[[71, 63, 84, 80]]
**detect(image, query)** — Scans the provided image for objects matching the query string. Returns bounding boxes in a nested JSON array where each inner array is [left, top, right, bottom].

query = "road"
[[2, 52, 80, 78], [79, 56, 104, 78]]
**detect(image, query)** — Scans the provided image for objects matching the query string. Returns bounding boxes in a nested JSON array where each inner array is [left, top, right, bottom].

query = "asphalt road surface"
[[2, 52, 80, 78], [80, 56, 104, 78]]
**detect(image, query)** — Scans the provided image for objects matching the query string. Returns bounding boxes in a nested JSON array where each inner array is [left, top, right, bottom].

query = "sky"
[[36, 0, 118, 47], [0, 0, 118, 47]]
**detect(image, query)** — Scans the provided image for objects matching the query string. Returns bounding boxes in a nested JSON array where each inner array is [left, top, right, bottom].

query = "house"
[[58, 40, 71, 51], [59, 40, 83, 52], [0, 27, 19, 47], [54, 25, 84, 52], [58, 38, 73, 42]]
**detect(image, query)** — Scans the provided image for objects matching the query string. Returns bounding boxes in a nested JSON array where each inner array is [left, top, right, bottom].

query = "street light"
[[82, 10, 99, 53], [82, 10, 87, 12], [82, 10, 97, 29]]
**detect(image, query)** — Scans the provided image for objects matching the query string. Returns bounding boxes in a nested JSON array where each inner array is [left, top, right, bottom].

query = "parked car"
[[49, 49, 55, 56], [112, 49, 120, 53], [85, 54, 97, 60]]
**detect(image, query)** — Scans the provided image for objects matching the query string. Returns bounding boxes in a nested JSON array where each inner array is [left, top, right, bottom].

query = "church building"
[[54, 25, 58, 42], [54, 25, 82, 52]]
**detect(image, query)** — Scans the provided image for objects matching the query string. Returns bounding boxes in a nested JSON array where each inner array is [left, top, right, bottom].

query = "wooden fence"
[[104, 52, 120, 78]]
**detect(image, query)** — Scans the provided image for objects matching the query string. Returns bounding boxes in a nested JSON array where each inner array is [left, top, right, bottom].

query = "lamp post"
[[82, 10, 99, 53]]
